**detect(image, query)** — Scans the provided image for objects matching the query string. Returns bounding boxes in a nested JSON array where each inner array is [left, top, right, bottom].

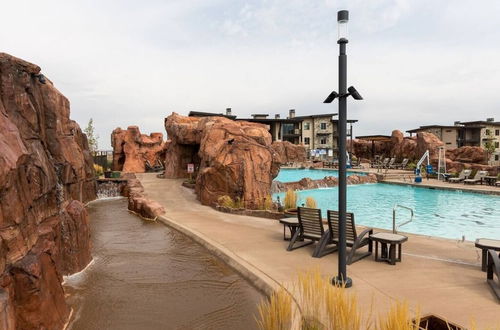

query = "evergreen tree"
[[84, 118, 99, 153]]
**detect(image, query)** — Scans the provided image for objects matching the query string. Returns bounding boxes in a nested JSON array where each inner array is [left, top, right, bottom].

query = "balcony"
[[283, 128, 301, 137]]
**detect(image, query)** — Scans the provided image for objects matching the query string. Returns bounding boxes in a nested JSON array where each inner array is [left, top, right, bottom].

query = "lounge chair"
[[463, 170, 488, 185], [398, 158, 409, 169], [487, 249, 500, 301], [313, 210, 373, 264], [385, 157, 396, 169], [376, 158, 389, 169], [448, 169, 471, 183], [287, 207, 325, 253]]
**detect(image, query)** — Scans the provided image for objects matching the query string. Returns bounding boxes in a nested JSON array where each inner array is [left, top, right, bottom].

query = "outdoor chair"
[[487, 249, 500, 301], [448, 169, 471, 183], [464, 170, 488, 185], [385, 157, 396, 169], [398, 158, 409, 169], [312, 210, 372, 264], [287, 207, 325, 253], [377, 158, 389, 169]]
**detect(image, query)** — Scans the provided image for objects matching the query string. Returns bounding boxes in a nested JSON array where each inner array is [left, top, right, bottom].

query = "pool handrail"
[[393, 204, 414, 234]]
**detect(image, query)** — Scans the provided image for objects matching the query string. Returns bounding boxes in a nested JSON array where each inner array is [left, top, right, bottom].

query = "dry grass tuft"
[[305, 196, 318, 209], [284, 189, 298, 210], [256, 288, 293, 330], [376, 301, 420, 330]]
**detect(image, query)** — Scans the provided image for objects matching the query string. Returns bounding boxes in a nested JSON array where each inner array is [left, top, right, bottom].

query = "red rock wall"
[[0, 53, 96, 329], [111, 126, 165, 172], [164, 113, 306, 209]]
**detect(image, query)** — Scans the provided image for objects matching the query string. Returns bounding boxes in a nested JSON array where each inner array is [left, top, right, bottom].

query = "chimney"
[[226, 108, 232, 116], [486, 117, 494, 122], [289, 109, 295, 118], [275, 114, 280, 119]]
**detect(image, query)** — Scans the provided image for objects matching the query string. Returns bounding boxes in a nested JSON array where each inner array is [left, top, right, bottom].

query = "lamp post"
[[323, 10, 363, 288]]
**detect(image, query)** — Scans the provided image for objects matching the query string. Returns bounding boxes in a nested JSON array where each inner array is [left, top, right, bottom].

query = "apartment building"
[[188, 108, 357, 159], [407, 118, 500, 164]]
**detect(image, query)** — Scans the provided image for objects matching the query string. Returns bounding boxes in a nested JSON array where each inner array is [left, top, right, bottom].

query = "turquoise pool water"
[[274, 183, 500, 241], [275, 168, 366, 182]]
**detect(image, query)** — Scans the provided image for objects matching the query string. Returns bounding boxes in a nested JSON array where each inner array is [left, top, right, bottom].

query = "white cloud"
[[1, 0, 498, 148]]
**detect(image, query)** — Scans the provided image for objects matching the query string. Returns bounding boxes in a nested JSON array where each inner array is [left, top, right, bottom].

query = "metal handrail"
[[393, 204, 414, 233]]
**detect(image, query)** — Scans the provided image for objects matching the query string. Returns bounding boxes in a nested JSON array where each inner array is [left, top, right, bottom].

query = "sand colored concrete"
[[136, 173, 500, 328]]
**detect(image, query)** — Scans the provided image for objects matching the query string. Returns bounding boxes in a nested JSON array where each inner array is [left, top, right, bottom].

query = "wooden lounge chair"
[[313, 210, 372, 263], [287, 207, 325, 253], [464, 170, 488, 185], [448, 169, 471, 183], [487, 249, 500, 301]]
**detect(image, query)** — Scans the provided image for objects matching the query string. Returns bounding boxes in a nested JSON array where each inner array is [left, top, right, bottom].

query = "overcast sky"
[[2, 0, 499, 148]]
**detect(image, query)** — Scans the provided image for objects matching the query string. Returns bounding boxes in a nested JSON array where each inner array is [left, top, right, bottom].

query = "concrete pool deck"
[[136, 173, 499, 328]]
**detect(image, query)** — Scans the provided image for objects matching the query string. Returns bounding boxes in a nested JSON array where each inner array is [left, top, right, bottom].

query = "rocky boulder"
[[0, 53, 95, 330], [111, 126, 165, 172], [447, 146, 488, 164], [164, 113, 306, 209]]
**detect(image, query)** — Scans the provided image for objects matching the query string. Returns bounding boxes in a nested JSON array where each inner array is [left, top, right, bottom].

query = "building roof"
[[332, 119, 358, 124], [460, 120, 500, 126], [355, 135, 392, 142], [294, 113, 338, 119], [406, 125, 461, 133], [239, 118, 301, 123], [188, 111, 237, 120]]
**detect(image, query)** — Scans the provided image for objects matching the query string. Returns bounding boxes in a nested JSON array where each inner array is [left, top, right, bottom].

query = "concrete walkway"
[[136, 173, 499, 328]]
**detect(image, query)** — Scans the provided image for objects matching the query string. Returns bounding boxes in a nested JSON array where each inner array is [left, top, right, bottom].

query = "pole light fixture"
[[323, 9, 363, 289]]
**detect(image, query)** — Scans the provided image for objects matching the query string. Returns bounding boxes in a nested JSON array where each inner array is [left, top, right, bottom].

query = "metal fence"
[[92, 150, 113, 171]]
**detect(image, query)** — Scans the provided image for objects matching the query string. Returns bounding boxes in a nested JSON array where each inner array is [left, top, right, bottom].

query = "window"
[[495, 154, 499, 161], [495, 141, 500, 148], [496, 129, 499, 136], [446, 142, 451, 145], [320, 138, 327, 145], [304, 137, 310, 145], [304, 122, 310, 130], [320, 122, 327, 130]]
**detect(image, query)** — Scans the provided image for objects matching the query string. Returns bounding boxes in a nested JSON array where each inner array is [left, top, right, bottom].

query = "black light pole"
[[323, 10, 363, 288]]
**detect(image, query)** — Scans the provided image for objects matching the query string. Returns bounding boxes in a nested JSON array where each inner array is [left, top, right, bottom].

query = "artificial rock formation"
[[164, 113, 306, 208], [351, 129, 497, 174], [0, 53, 95, 329], [111, 126, 165, 172]]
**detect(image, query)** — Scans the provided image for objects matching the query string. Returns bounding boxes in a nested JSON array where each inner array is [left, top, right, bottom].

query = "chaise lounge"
[[448, 169, 471, 183], [464, 170, 488, 185], [287, 207, 325, 254], [313, 210, 373, 264]]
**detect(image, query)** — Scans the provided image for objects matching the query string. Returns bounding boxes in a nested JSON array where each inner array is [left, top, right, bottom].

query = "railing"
[[392, 204, 414, 234]]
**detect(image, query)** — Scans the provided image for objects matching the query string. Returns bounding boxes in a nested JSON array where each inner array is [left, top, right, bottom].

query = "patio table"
[[279, 218, 299, 241], [475, 238, 500, 271], [483, 176, 498, 186], [370, 232, 408, 265]]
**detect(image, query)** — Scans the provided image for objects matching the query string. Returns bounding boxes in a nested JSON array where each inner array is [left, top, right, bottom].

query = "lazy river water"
[[64, 198, 262, 330]]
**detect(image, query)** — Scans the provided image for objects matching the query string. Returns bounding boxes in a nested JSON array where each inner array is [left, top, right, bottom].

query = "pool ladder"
[[392, 204, 414, 234]]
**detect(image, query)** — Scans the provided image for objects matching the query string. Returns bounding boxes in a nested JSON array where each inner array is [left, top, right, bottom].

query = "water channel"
[[64, 197, 263, 329]]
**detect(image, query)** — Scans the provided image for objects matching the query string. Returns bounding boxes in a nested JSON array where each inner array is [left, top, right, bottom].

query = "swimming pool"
[[273, 183, 500, 241], [275, 168, 366, 182]]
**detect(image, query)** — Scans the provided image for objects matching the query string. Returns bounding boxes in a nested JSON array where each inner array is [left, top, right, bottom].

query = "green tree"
[[483, 129, 495, 163], [84, 118, 99, 153]]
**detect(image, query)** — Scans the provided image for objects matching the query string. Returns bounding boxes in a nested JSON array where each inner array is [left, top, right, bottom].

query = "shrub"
[[256, 288, 292, 330], [305, 196, 317, 209], [259, 194, 273, 211], [93, 164, 104, 177], [257, 269, 429, 330], [218, 195, 245, 209], [284, 190, 297, 210]]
